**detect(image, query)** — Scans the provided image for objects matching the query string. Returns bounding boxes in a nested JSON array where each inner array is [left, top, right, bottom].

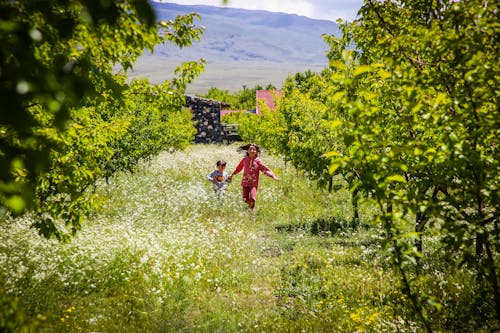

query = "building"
[[255, 90, 283, 115]]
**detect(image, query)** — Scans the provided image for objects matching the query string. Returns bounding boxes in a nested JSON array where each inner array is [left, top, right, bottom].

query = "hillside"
[[127, 2, 340, 93]]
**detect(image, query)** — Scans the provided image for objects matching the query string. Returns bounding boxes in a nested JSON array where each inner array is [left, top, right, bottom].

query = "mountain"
[[128, 2, 340, 94]]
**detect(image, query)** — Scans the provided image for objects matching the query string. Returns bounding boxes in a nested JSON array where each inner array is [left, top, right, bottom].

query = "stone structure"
[[185, 95, 227, 144]]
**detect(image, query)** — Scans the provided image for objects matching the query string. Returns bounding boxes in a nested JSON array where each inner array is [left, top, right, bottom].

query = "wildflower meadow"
[[0, 144, 495, 332]]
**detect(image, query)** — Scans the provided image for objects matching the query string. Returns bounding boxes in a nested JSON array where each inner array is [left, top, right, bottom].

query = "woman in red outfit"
[[228, 143, 279, 210]]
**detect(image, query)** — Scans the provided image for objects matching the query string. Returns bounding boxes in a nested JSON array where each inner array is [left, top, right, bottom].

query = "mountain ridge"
[[128, 2, 340, 93]]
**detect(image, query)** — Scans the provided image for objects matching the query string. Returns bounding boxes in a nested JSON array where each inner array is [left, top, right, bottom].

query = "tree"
[[204, 87, 238, 107], [325, 0, 499, 328], [203, 84, 277, 110], [233, 0, 499, 328], [0, 0, 204, 238]]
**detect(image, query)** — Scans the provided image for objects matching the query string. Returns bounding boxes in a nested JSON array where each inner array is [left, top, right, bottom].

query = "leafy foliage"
[[227, 0, 499, 329], [103, 78, 197, 179], [1, 144, 495, 332], [203, 83, 276, 110], [0, 0, 204, 238], [221, 111, 260, 142], [324, 2, 500, 327]]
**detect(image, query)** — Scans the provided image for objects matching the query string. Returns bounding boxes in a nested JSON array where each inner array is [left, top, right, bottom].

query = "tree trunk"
[[352, 187, 360, 227]]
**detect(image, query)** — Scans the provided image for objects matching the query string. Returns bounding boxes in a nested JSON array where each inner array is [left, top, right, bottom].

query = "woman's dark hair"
[[237, 143, 260, 156]]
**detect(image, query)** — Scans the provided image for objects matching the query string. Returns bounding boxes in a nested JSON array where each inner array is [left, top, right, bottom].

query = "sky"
[[152, 0, 364, 22]]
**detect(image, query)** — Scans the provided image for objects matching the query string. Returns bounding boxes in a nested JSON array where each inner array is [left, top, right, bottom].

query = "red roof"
[[256, 90, 283, 114]]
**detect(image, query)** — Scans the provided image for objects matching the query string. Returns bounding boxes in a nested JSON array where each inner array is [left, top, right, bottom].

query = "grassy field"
[[0, 144, 495, 332]]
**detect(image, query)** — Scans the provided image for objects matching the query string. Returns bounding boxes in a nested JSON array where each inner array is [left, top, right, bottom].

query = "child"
[[206, 160, 230, 200], [228, 143, 279, 211]]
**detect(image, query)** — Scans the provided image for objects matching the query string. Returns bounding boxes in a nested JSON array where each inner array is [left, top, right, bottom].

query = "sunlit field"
[[0, 144, 492, 332]]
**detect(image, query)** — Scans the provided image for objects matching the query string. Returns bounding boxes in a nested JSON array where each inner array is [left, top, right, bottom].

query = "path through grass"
[[1, 144, 428, 332]]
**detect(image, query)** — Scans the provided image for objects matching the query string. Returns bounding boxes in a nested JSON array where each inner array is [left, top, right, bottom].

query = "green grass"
[[0, 144, 497, 332]]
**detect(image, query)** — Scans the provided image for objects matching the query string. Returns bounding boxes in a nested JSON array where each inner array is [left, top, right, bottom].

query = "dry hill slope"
[[128, 2, 340, 94]]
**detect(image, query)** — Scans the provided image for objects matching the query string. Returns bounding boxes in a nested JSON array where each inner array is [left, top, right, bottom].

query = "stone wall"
[[185, 95, 221, 144]]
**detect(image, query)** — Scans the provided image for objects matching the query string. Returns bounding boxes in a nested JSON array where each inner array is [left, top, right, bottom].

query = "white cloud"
[[152, 0, 363, 22]]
